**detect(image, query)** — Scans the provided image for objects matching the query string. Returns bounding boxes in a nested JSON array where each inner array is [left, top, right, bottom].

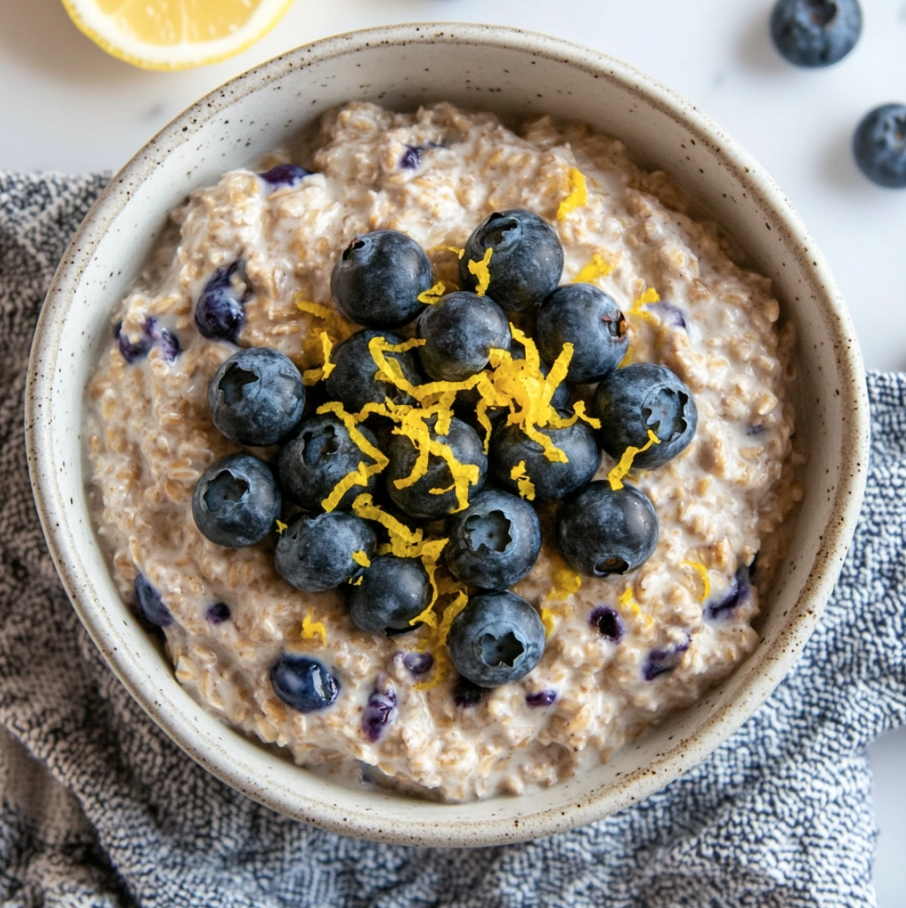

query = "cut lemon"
[[60, 0, 296, 71]]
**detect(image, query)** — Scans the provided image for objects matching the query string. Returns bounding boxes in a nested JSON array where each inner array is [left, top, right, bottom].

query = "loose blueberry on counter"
[[362, 683, 398, 742], [331, 230, 433, 329], [535, 284, 628, 383], [399, 142, 444, 170], [489, 415, 599, 502], [324, 329, 424, 414], [853, 104, 906, 189], [274, 511, 376, 593], [444, 490, 542, 590], [526, 690, 557, 708], [705, 563, 754, 621], [403, 651, 434, 677], [643, 633, 691, 681], [346, 555, 431, 636], [278, 414, 379, 512], [558, 481, 659, 577], [416, 291, 511, 382], [192, 453, 282, 547], [271, 654, 340, 712], [453, 676, 487, 707], [590, 606, 624, 642], [205, 602, 231, 625], [460, 210, 564, 312], [386, 416, 488, 519], [593, 363, 697, 469], [116, 319, 155, 363], [134, 574, 174, 627], [259, 163, 312, 187], [770, 0, 861, 67], [195, 261, 250, 343], [208, 347, 305, 447], [447, 591, 545, 688]]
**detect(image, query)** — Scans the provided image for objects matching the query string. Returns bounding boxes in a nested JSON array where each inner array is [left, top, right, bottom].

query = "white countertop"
[[2, 0, 904, 900]]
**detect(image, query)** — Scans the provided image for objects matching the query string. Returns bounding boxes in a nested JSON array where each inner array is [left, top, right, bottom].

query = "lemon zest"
[[547, 552, 582, 602], [468, 247, 493, 297], [413, 591, 469, 692], [608, 430, 661, 491], [510, 461, 536, 501], [300, 610, 327, 645], [447, 246, 465, 259], [620, 587, 654, 629], [352, 550, 371, 568], [681, 560, 711, 601], [557, 167, 588, 219], [628, 287, 661, 326], [540, 607, 556, 639], [418, 281, 448, 305], [573, 251, 616, 284], [295, 300, 334, 320], [301, 331, 337, 386], [275, 519, 287, 535]]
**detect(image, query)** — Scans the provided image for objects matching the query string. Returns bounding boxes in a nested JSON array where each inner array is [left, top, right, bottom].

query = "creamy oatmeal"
[[85, 102, 801, 801]]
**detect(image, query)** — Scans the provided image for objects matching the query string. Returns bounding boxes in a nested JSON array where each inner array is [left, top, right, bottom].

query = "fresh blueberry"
[[535, 284, 628, 383], [770, 0, 861, 67], [453, 676, 487, 707], [853, 104, 906, 188], [192, 453, 282, 547], [399, 142, 444, 170], [705, 564, 754, 621], [270, 654, 339, 712], [331, 230, 433, 329], [205, 602, 231, 624], [590, 606, 624, 642], [277, 414, 379, 511], [416, 291, 511, 382], [346, 555, 431, 635], [526, 690, 557, 708], [557, 481, 659, 577], [274, 511, 375, 593], [403, 651, 434, 676], [489, 415, 599, 501], [593, 363, 697, 469], [643, 633, 691, 681], [448, 591, 545, 688], [259, 163, 312, 187], [444, 490, 541, 590], [195, 261, 250, 343], [324, 329, 424, 414], [134, 573, 174, 627], [116, 319, 155, 363], [646, 302, 687, 330], [460, 210, 564, 312], [208, 347, 305, 446], [386, 416, 487, 519], [157, 327, 181, 362], [362, 682, 398, 742]]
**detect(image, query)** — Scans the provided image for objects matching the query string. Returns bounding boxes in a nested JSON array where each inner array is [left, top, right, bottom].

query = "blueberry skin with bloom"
[[489, 415, 599, 502], [444, 490, 542, 590], [277, 414, 379, 512], [557, 480, 659, 577], [460, 210, 564, 312], [331, 230, 433, 329], [270, 654, 339, 712], [195, 261, 250, 343], [447, 591, 545, 688], [324, 329, 424, 414], [346, 555, 431, 636], [386, 416, 488, 519], [593, 363, 697, 469], [770, 0, 861, 67], [416, 291, 511, 382], [208, 347, 305, 447], [535, 283, 628, 383], [134, 574, 174, 627], [853, 104, 906, 188], [192, 453, 281, 547], [259, 163, 312, 187], [275, 511, 376, 593]]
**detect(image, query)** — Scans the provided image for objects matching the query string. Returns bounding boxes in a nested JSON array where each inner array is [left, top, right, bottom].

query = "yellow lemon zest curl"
[[510, 461, 536, 501], [608, 430, 661, 491], [413, 590, 469, 692], [540, 607, 556, 639], [558, 167, 588, 219], [468, 247, 493, 296], [681, 560, 711, 601], [352, 550, 371, 568], [417, 281, 449, 305], [573, 251, 616, 284], [301, 610, 327, 645], [547, 551, 582, 602], [275, 519, 288, 535], [619, 587, 654, 629], [628, 287, 661, 326]]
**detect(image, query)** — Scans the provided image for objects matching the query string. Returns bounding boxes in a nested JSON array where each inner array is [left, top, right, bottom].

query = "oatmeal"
[[85, 102, 800, 801]]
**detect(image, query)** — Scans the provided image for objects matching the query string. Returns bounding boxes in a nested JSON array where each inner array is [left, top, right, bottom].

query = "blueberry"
[[705, 564, 754, 621], [324, 329, 424, 414], [444, 490, 541, 590], [157, 327, 181, 362], [192, 453, 282, 547], [535, 284, 628, 383], [259, 163, 312, 187], [274, 511, 375, 592], [593, 363, 697, 469], [853, 104, 906, 189], [134, 573, 174, 627], [331, 230, 433, 329], [277, 414, 379, 511], [362, 683, 398, 742], [415, 291, 511, 382], [116, 319, 155, 363], [195, 261, 250, 343], [452, 676, 487, 707], [346, 555, 431, 635], [270, 654, 339, 712], [557, 481, 659, 577], [205, 602, 231, 624], [460, 210, 564, 312], [526, 690, 557, 708], [590, 605, 624, 642], [399, 142, 444, 170], [386, 416, 487, 519], [643, 633, 691, 681], [646, 302, 687, 330], [208, 347, 305, 446], [403, 652, 434, 676], [770, 0, 861, 67], [489, 415, 599, 501], [448, 591, 545, 688]]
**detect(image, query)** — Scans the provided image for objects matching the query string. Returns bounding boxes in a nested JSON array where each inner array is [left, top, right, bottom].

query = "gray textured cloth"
[[0, 172, 904, 908]]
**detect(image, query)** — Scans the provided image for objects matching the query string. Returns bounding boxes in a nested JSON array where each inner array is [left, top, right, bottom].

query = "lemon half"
[[61, 0, 296, 71]]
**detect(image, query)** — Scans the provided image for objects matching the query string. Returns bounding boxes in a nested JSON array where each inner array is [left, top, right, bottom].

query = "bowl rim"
[[25, 21, 870, 846]]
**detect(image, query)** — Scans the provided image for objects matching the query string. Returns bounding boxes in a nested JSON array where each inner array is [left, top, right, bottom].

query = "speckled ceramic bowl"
[[26, 23, 869, 846]]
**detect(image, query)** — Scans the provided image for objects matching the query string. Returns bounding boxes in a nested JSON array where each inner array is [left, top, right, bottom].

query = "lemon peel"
[[413, 590, 469, 692], [547, 552, 582, 602], [607, 430, 661, 491], [557, 168, 588, 219], [447, 246, 465, 259], [620, 586, 654, 630], [275, 519, 287, 535], [540, 607, 556, 638], [573, 251, 616, 284], [418, 281, 448, 305], [301, 611, 327, 645], [681, 561, 711, 601], [509, 461, 536, 501], [352, 550, 371, 569], [302, 331, 336, 386], [468, 247, 493, 297], [628, 287, 661, 326]]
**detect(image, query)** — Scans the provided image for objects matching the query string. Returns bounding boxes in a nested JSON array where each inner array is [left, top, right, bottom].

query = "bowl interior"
[[28, 24, 868, 846]]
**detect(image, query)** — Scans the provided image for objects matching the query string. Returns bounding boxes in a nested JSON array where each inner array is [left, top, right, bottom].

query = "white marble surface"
[[1, 0, 904, 900]]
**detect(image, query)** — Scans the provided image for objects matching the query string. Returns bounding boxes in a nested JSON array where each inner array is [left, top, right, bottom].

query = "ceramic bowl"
[[25, 23, 869, 846]]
